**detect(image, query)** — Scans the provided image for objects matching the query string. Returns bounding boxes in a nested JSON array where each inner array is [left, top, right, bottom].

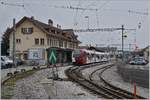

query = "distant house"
[[142, 46, 149, 61], [4, 16, 81, 63], [130, 46, 149, 61]]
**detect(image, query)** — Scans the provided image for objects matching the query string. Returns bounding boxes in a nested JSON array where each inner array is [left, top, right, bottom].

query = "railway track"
[[89, 64, 145, 99], [65, 62, 145, 99]]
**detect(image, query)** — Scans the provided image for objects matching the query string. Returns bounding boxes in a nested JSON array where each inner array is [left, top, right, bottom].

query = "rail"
[[65, 62, 145, 99]]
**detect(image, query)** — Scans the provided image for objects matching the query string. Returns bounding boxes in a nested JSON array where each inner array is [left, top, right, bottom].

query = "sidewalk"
[[102, 65, 149, 98]]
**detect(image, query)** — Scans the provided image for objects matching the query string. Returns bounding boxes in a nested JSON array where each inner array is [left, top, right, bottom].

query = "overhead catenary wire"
[[73, 0, 81, 27], [0, 0, 36, 16], [21, 0, 31, 16], [95, 9, 99, 28], [49, 5, 97, 11], [97, 1, 110, 11], [0, 1, 24, 7], [66, 0, 71, 7], [79, 1, 97, 18], [103, 8, 149, 16]]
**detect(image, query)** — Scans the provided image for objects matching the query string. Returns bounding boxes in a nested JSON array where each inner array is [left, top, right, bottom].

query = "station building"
[[4, 16, 80, 64]]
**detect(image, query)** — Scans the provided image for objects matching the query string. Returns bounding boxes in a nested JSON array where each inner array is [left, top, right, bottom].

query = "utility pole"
[[129, 43, 132, 51], [121, 25, 124, 61], [12, 18, 16, 68], [85, 16, 89, 29]]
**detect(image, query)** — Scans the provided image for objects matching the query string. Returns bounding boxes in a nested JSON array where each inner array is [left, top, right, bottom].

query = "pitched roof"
[[63, 29, 81, 43], [4, 16, 80, 43]]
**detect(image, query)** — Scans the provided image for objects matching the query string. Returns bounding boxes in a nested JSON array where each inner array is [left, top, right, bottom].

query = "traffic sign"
[[49, 50, 57, 64]]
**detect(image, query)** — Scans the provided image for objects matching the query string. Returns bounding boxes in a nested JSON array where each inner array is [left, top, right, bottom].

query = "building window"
[[59, 40, 63, 47], [16, 39, 21, 44], [62, 33, 65, 36], [47, 38, 52, 46], [35, 38, 39, 45], [47, 38, 50, 45], [52, 39, 54, 46], [50, 39, 52, 46], [57, 31, 60, 34], [69, 42, 72, 48], [40, 38, 44, 45], [21, 27, 33, 34], [51, 30, 55, 33], [56, 40, 59, 47], [47, 38, 49, 45], [65, 41, 67, 48], [23, 53, 28, 60], [53, 39, 55, 46]]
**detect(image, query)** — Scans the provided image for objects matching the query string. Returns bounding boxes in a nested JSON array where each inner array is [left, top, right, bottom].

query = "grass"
[[1, 69, 39, 99], [1, 86, 14, 99]]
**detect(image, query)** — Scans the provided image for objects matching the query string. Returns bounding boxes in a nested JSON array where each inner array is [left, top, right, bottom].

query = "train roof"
[[82, 49, 109, 55], [46, 47, 73, 51]]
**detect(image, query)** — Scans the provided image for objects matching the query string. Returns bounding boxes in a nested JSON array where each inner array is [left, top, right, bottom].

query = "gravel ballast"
[[12, 66, 98, 99]]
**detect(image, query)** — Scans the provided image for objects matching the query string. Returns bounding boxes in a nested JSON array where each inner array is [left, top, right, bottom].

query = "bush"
[[21, 69, 26, 72], [32, 67, 37, 70], [7, 73, 13, 77], [14, 71, 19, 74], [37, 66, 40, 69]]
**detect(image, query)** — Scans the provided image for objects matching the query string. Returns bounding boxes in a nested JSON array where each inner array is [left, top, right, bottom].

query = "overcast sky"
[[0, 0, 149, 50]]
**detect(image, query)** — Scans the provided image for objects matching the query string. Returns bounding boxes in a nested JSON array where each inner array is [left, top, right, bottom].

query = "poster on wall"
[[28, 48, 44, 60]]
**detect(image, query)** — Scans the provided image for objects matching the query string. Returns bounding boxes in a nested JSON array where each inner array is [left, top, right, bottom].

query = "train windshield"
[[73, 50, 80, 57]]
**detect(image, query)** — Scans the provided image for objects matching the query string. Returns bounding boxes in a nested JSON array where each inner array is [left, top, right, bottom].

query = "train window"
[[97, 55, 100, 59], [73, 50, 80, 57]]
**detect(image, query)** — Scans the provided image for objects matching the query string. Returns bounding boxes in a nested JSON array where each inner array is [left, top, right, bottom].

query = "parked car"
[[1, 58, 6, 69], [15, 57, 23, 65], [1, 56, 13, 69], [8, 56, 23, 66], [129, 57, 147, 65], [101, 57, 108, 62]]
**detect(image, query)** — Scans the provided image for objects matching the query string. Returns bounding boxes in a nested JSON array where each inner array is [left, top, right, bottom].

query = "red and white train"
[[72, 49, 110, 65]]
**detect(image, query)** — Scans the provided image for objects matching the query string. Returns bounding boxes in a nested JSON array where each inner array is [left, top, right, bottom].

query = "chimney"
[[57, 24, 61, 29], [31, 16, 34, 20], [48, 19, 53, 26]]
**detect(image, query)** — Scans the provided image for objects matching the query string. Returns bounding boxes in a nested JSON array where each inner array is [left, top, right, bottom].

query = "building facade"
[[143, 46, 149, 61], [5, 16, 80, 64]]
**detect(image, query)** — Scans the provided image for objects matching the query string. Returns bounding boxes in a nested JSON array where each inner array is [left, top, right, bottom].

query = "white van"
[[1, 56, 13, 69]]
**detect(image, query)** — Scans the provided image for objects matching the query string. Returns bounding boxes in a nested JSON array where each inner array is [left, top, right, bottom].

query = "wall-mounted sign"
[[28, 48, 44, 60]]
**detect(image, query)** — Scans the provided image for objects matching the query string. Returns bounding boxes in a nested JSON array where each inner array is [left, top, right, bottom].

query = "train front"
[[72, 49, 86, 65]]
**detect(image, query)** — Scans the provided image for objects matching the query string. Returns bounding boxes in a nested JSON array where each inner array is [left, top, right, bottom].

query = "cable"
[[66, 0, 71, 7], [128, 10, 148, 15], [79, 1, 97, 18], [103, 8, 148, 16], [0, 1, 24, 7], [73, 0, 81, 26], [98, 1, 110, 11], [95, 9, 99, 28], [22, 6, 30, 16]]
